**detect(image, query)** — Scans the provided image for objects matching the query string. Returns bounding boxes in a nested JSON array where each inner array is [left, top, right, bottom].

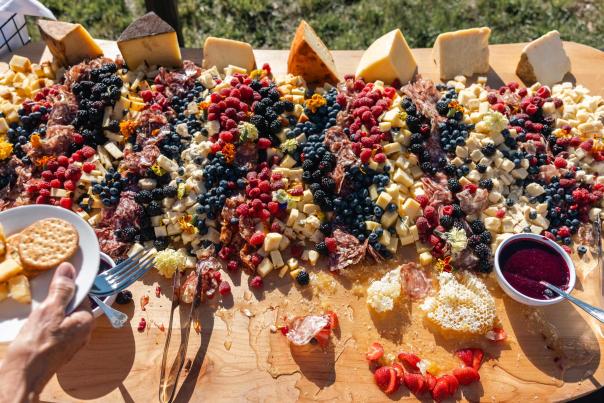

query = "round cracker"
[[18, 218, 79, 271], [6, 233, 22, 263]]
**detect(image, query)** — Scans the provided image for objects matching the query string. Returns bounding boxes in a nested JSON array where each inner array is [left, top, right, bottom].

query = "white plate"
[[0, 205, 100, 342]]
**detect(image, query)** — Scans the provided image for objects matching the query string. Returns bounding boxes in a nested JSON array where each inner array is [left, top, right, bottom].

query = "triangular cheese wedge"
[[432, 27, 490, 80], [355, 29, 417, 85], [287, 20, 339, 85], [203, 37, 256, 74], [37, 19, 103, 67], [117, 12, 182, 70], [516, 31, 571, 87]]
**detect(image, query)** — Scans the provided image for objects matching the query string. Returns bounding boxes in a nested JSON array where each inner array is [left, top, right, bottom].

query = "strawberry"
[[313, 328, 331, 348], [431, 377, 451, 401], [325, 311, 338, 330], [392, 363, 405, 382], [249, 231, 265, 246], [324, 237, 337, 253], [471, 348, 484, 370], [486, 327, 507, 342], [403, 372, 426, 395], [374, 366, 398, 394], [443, 374, 459, 394], [453, 367, 480, 385], [398, 352, 421, 370], [366, 342, 384, 361], [455, 348, 474, 368], [424, 372, 437, 391]]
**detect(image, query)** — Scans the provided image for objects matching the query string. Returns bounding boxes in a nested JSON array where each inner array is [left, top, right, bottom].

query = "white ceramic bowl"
[[494, 233, 576, 306], [0, 205, 100, 342], [91, 252, 117, 318]]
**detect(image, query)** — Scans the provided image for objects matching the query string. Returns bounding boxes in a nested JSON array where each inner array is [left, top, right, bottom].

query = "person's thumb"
[[47, 262, 76, 309]]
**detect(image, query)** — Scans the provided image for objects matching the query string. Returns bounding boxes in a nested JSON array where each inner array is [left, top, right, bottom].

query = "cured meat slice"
[[400, 262, 431, 300], [286, 314, 330, 346], [328, 229, 367, 271]]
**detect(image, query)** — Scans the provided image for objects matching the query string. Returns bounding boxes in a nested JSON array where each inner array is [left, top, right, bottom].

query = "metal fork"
[[89, 247, 155, 296]]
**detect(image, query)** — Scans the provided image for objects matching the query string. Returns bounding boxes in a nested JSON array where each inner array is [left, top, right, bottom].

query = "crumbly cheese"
[[421, 271, 496, 335], [367, 268, 401, 313]]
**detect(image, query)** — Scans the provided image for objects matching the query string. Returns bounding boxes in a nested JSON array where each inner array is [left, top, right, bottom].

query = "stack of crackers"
[[0, 218, 79, 304]]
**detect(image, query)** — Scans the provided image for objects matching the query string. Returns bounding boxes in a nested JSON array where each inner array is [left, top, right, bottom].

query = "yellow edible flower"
[[305, 94, 327, 113], [0, 140, 13, 160], [150, 163, 166, 176], [178, 215, 197, 234], [119, 120, 137, 140], [30, 134, 41, 148]]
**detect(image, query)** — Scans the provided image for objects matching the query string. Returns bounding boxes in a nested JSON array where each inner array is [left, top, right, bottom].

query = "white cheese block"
[[355, 29, 417, 85], [516, 31, 571, 87], [203, 37, 256, 74], [432, 27, 491, 80]]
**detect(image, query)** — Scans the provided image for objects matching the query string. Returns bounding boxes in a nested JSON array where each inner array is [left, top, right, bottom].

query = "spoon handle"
[[90, 295, 129, 328], [541, 282, 604, 324]]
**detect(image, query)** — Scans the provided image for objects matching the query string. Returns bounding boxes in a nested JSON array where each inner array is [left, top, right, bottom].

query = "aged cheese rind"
[[117, 12, 182, 70], [202, 37, 256, 74], [37, 19, 103, 67], [432, 27, 491, 80], [287, 20, 339, 85], [355, 29, 417, 85], [515, 31, 570, 87]]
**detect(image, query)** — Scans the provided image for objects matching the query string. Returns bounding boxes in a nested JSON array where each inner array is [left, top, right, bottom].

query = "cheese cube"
[[154, 226, 168, 237], [432, 27, 491, 80], [365, 221, 381, 232], [263, 232, 283, 252], [379, 230, 391, 246], [383, 142, 402, 155], [381, 210, 398, 228], [308, 250, 319, 266], [356, 29, 417, 85], [376, 192, 392, 209], [9, 55, 31, 73], [419, 252, 433, 266], [270, 250, 285, 268], [516, 31, 570, 87], [257, 257, 274, 278], [484, 217, 501, 233]]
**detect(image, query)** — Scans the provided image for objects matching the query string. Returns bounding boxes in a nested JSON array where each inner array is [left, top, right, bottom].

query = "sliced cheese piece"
[[516, 30, 570, 87], [432, 27, 491, 80], [37, 19, 103, 67], [202, 37, 256, 74], [117, 12, 182, 70], [287, 20, 339, 85], [355, 29, 417, 85]]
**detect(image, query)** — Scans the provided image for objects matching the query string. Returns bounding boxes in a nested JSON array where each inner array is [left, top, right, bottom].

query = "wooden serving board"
[[1, 41, 604, 403]]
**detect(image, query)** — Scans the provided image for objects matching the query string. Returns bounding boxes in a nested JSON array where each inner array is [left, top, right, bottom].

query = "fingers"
[[61, 309, 94, 343], [46, 262, 76, 309]]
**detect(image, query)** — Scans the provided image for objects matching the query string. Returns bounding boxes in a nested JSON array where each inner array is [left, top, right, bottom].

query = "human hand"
[[0, 262, 94, 403]]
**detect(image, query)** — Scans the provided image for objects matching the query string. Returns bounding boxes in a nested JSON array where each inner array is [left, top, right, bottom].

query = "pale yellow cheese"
[[203, 37, 256, 74], [516, 31, 571, 87], [356, 29, 417, 85], [117, 12, 182, 70], [432, 27, 491, 80], [38, 19, 103, 67]]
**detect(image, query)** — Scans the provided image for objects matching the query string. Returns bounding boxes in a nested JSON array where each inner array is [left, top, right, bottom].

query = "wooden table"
[[1, 41, 604, 403]]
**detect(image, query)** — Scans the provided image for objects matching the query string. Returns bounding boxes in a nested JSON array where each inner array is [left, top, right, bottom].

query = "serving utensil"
[[89, 247, 155, 296], [90, 295, 128, 328], [540, 281, 604, 324], [158, 266, 203, 402]]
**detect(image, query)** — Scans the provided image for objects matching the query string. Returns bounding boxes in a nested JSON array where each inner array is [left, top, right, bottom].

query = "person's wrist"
[[0, 343, 46, 398]]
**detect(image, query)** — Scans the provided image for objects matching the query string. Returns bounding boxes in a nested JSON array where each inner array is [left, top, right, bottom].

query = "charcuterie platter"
[[0, 13, 604, 402]]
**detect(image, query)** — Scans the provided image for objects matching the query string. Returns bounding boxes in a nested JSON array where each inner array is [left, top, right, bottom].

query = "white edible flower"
[[481, 111, 509, 135], [445, 227, 468, 256], [154, 248, 186, 278]]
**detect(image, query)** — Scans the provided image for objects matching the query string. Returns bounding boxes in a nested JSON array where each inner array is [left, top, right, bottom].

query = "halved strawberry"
[[366, 342, 384, 361], [432, 377, 451, 401], [455, 348, 474, 368], [325, 311, 339, 330], [374, 366, 399, 394], [392, 363, 405, 382], [453, 367, 480, 385], [398, 352, 421, 370], [424, 372, 437, 391], [403, 372, 426, 395], [471, 348, 484, 370], [314, 328, 331, 348], [486, 327, 507, 341], [443, 374, 459, 395]]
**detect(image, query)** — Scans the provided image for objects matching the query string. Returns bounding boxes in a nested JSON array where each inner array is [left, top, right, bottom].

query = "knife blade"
[[158, 266, 203, 403]]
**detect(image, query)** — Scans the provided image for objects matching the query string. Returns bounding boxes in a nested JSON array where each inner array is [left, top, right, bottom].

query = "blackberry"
[[301, 171, 312, 182], [302, 159, 315, 171], [151, 188, 164, 200], [134, 190, 152, 204], [313, 190, 327, 203], [319, 222, 332, 235], [470, 220, 485, 234], [315, 241, 329, 255], [436, 100, 449, 115], [409, 143, 424, 154], [468, 235, 482, 248], [474, 243, 491, 258], [479, 178, 493, 190], [409, 132, 423, 144], [481, 143, 496, 156], [477, 259, 492, 273], [249, 115, 267, 132], [322, 152, 336, 165], [447, 178, 462, 193], [115, 290, 133, 304], [440, 215, 454, 229], [420, 162, 433, 172], [296, 270, 310, 286], [283, 100, 295, 112], [269, 119, 282, 134], [321, 177, 335, 192], [153, 237, 170, 251], [318, 161, 332, 173], [163, 185, 178, 198], [310, 183, 321, 193], [476, 164, 487, 173], [118, 227, 137, 242], [452, 204, 463, 218], [147, 200, 162, 216], [479, 231, 492, 244], [406, 115, 421, 132], [312, 170, 323, 181], [444, 164, 457, 176]]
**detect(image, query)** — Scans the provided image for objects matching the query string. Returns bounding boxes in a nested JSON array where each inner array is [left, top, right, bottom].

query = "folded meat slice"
[[286, 314, 330, 346], [400, 262, 431, 300]]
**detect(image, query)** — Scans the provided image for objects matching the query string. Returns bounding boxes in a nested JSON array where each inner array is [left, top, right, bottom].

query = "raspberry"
[[557, 226, 570, 238], [496, 209, 506, 219], [50, 179, 62, 188], [250, 253, 262, 267], [58, 197, 72, 209], [218, 281, 231, 296], [41, 170, 54, 180], [257, 138, 272, 149], [63, 180, 76, 191], [525, 103, 538, 115], [227, 260, 238, 271], [554, 157, 567, 168], [415, 195, 429, 208], [267, 201, 279, 214], [359, 148, 372, 163], [324, 237, 337, 253], [35, 195, 48, 204], [423, 205, 438, 225], [250, 275, 263, 288], [415, 216, 430, 236], [429, 234, 441, 247], [441, 205, 454, 216], [373, 153, 386, 164], [82, 162, 95, 173], [57, 155, 69, 167], [249, 231, 265, 246]]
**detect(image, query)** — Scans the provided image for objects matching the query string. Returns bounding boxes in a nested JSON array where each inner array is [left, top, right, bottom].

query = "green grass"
[[27, 0, 604, 50]]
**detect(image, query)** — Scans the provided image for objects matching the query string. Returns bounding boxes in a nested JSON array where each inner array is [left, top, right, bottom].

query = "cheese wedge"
[[202, 37, 256, 74], [117, 12, 182, 70], [37, 20, 103, 67], [432, 27, 491, 80], [516, 31, 571, 87], [287, 20, 339, 85], [355, 29, 416, 85]]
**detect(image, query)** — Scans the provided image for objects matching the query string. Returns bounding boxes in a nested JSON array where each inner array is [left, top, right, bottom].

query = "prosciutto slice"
[[400, 262, 431, 300], [286, 314, 330, 346]]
